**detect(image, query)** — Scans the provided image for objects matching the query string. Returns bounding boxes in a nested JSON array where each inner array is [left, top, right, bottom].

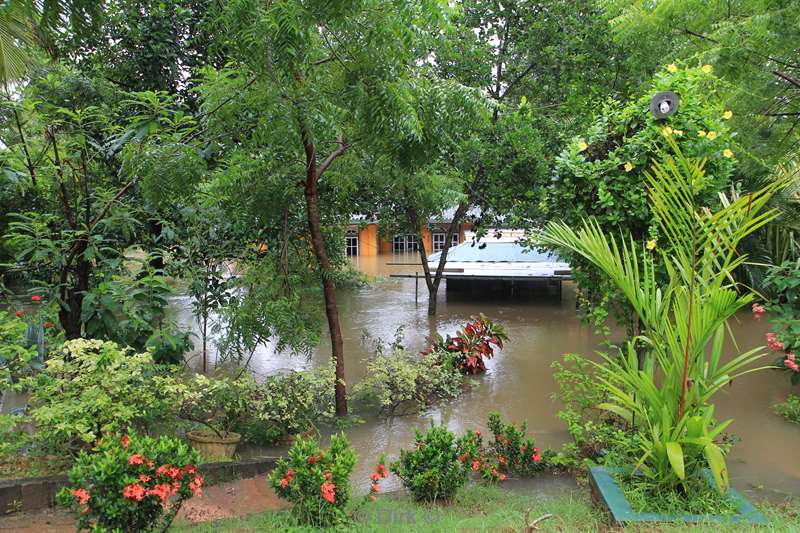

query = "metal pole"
[[415, 271, 419, 305]]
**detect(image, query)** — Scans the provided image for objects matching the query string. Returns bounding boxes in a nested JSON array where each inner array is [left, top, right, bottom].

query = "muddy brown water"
[[169, 253, 800, 498]]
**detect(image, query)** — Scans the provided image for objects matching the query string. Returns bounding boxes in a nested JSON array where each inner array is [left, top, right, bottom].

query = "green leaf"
[[704, 443, 729, 492], [665, 441, 685, 480]]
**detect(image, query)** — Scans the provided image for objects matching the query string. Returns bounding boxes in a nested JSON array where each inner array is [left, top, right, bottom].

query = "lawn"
[[175, 484, 800, 532]]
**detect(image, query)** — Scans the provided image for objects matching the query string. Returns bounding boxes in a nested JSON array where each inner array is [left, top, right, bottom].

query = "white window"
[[345, 235, 359, 256], [433, 233, 446, 252], [392, 234, 418, 253]]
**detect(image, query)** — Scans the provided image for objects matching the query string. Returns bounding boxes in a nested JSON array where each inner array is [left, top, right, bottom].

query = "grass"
[[615, 473, 738, 516], [174, 483, 800, 532]]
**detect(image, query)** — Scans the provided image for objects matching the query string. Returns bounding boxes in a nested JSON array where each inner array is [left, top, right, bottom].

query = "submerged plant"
[[538, 142, 784, 492]]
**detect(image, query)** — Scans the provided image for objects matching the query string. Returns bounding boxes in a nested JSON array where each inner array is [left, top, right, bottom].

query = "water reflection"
[[174, 255, 799, 497]]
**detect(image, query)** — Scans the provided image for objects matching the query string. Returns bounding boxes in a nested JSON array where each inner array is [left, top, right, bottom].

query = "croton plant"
[[428, 314, 509, 374]]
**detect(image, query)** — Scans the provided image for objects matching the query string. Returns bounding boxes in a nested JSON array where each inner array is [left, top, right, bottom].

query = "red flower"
[[370, 471, 381, 482], [139, 474, 151, 483], [370, 495, 377, 502], [321, 481, 336, 503], [280, 478, 289, 488], [752, 303, 765, 320], [44, 320, 54, 329], [532, 453, 542, 463], [189, 480, 202, 497], [156, 465, 170, 476], [184, 464, 197, 475], [167, 466, 182, 480], [471, 459, 480, 472], [128, 454, 146, 466], [15, 310, 24, 318], [120, 435, 129, 448], [376, 463, 388, 478], [458, 452, 469, 463], [30, 295, 42, 303], [370, 483, 381, 493], [474, 430, 481, 438], [499, 474, 507, 481], [148, 484, 171, 505], [498, 456, 506, 466], [307, 455, 318, 465], [767, 332, 785, 352], [491, 468, 498, 477], [122, 483, 146, 502], [285, 469, 295, 481], [71, 488, 90, 505], [325, 471, 333, 480]]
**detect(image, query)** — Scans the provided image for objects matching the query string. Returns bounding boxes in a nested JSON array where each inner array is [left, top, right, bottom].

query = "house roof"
[[427, 241, 561, 264]]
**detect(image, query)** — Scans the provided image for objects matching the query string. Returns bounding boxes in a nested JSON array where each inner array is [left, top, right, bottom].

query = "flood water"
[[173, 253, 799, 497]]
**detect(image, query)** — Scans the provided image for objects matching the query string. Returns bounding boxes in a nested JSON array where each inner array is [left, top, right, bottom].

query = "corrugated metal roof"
[[428, 242, 560, 263]]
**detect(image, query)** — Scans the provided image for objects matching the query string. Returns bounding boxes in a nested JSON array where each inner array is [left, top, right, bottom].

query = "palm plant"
[[0, 0, 100, 85], [537, 141, 784, 492]]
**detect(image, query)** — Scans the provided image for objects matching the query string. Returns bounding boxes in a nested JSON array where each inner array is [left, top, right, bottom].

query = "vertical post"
[[415, 271, 419, 305]]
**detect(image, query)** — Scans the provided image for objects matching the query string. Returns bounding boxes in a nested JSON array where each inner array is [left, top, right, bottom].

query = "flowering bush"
[[455, 413, 552, 484], [58, 432, 202, 532], [391, 424, 468, 502], [429, 315, 508, 374], [352, 349, 464, 414], [268, 433, 356, 527], [240, 364, 336, 445], [23, 339, 178, 454], [759, 260, 800, 384], [542, 65, 737, 328]]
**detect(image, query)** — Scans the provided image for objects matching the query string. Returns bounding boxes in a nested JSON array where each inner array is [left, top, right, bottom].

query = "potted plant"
[[173, 374, 255, 460], [538, 144, 779, 525]]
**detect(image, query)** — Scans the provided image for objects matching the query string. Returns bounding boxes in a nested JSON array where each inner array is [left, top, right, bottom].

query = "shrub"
[[774, 395, 800, 424], [58, 432, 202, 532], [429, 315, 508, 374], [485, 412, 551, 476], [352, 349, 464, 414], [269, 433, 357, 527], [0, 307, 48, 386], [168, 373, 256, 438], [23, 339, 177, 454], [759, 259, 800, 385], [240, 365, 337, 445], [391, 424, 468, 502]]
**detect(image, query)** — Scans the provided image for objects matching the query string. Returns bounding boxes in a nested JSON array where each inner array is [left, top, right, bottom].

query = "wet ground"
[[171, 253, 800, 498]]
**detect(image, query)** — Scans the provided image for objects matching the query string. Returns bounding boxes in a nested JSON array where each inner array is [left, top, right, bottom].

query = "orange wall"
[[357, 224, 379, 256], [421, 227, 432, 253]]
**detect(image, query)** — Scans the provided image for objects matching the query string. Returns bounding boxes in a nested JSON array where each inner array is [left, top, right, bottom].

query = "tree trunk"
[[302, 136, 348, 417], [59, 241, 89, 340]]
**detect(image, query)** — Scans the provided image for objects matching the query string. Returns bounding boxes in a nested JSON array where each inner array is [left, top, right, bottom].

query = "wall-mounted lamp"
[[650, 91, 680, 119]]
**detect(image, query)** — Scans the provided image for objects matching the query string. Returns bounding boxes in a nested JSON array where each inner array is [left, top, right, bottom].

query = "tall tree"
[[208, 0, 450, 416]]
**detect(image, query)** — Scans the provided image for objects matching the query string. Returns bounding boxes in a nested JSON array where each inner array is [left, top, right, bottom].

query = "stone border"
[[0, 456, 278, 515], [589, 466, 766, 525]]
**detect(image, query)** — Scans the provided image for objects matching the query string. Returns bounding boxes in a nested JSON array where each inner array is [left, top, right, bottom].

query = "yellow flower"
[[702, 64, 713, 73], [706, 131, 718, 141], [662, 126, 673, 137], [674, 129, 684, 136], [723, 148, 733, 158], [624, 161, 633, 172], [577, 140, 588, 152], [667, 63, 678, 73], [723, 110, 733, 120], [698, 130, 707, 137], [646, 239, 657, 251]]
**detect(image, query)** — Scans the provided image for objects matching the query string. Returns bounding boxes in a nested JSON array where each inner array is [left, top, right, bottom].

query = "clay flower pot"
[[187, 430, 241, 460]]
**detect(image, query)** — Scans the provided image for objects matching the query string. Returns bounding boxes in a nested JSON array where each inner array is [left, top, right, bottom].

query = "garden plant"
[[539, 143, 784, 510]]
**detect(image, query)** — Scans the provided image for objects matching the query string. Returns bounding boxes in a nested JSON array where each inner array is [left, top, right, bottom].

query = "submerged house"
[[345, 212, 474, 257]]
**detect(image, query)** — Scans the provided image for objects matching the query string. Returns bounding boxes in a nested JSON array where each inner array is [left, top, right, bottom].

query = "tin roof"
[[428, 242, 561, 263]]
